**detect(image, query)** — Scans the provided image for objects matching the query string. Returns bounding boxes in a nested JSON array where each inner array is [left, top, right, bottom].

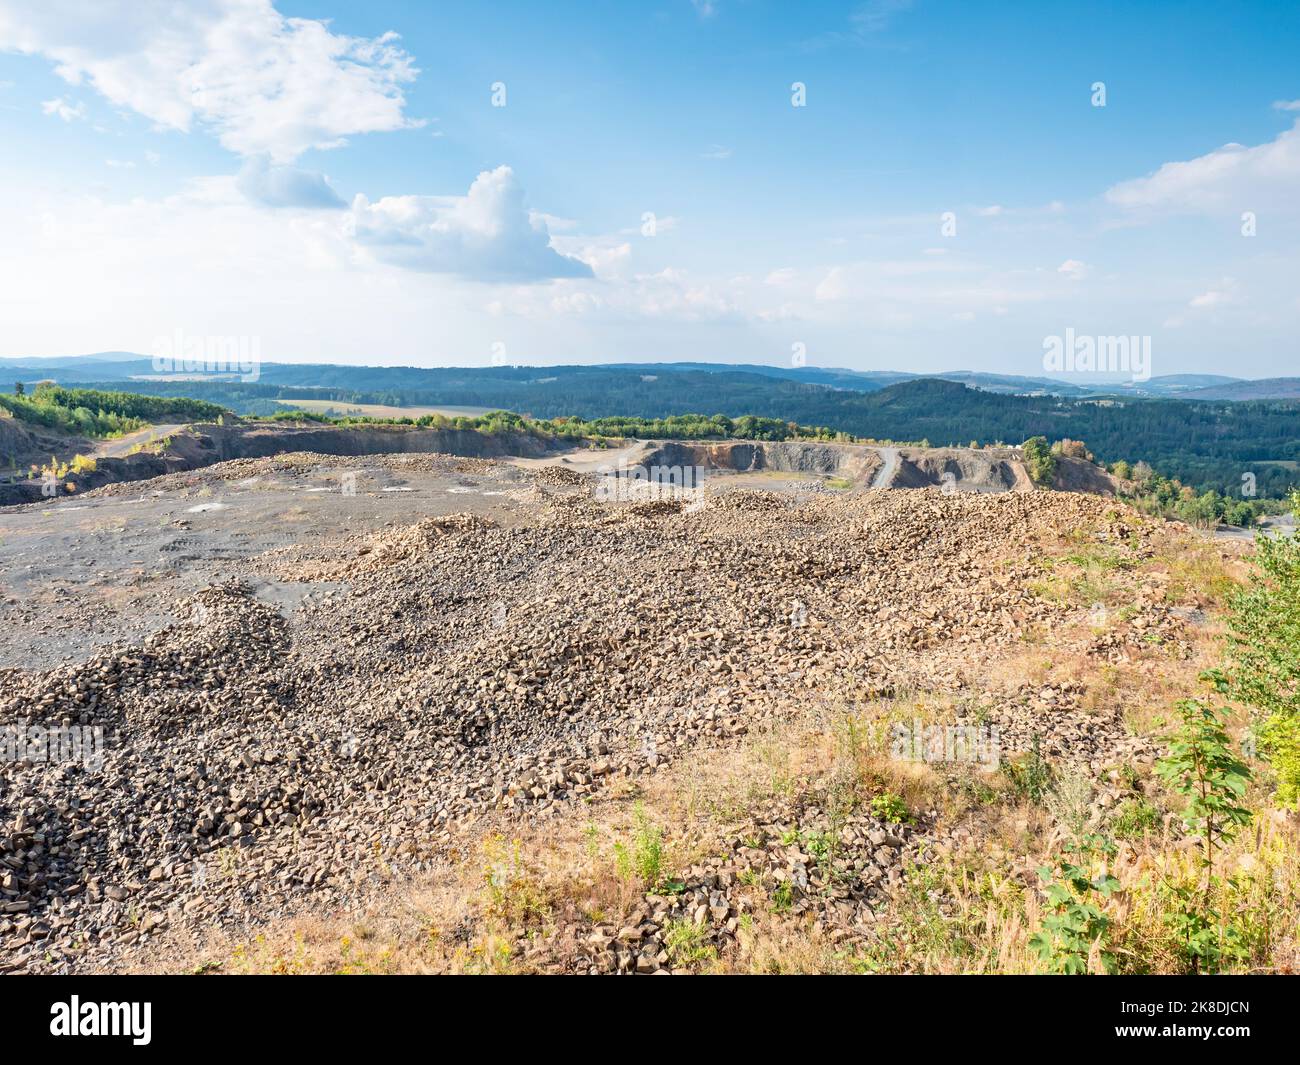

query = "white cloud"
[[529, 210, 578, 233], [1273, 99, 1300, 112], [849, 0, 913, 34], [347, 166, 593, 282], [479, 265, 744, 325], [811, 256, 1055, 328], [2, 0, 420, 162], [553, 238, 630, 280], [104, 158, 135, 169], [40, 96, 84, 121], [1106, 118, 1300, 212], [976, 204, 1003, 217], [701, 144, 732, 160], [1057, 258, 1089, 281], [632, 268, 737, 319], [1188, 277, 1239, 309], [236, 156, 343, 209], [814, 266, 848, 303], [1165, 278, 1242, 327]]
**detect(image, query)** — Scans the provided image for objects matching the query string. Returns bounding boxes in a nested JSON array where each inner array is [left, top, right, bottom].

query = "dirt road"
[[871, 446, 900, 488], [93, 423, 185, 459]]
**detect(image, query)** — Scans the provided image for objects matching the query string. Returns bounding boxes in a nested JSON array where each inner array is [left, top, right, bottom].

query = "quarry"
[[2, 431, 1249, 975]]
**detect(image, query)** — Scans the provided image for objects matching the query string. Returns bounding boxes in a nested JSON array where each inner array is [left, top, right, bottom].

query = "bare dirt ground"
[[0, 453, 536, 669]]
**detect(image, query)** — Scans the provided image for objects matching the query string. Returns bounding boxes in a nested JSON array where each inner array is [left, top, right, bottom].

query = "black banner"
[[0, 975, 1283, 1049]]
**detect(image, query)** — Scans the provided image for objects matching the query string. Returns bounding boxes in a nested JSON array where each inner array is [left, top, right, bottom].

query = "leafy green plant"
[[1154, 687, 1253, 973], [613, 802, 667, 888], [1224, 503, 1300, 807], [663, 918, 716, 967], [869, 792, 910, 824], [1111, 796, 1161, 840], [1002, 734, 1054, 804], [1028, 835, 1120, 974]]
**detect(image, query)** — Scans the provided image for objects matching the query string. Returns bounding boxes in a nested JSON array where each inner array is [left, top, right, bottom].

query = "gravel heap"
[[0, 466, 1183, 973]]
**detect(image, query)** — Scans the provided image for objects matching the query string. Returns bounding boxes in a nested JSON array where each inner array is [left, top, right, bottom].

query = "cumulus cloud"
[[552, 238, 630, 280], [236, 156, 344, 209], [1, 0, 420, 162], [1057, 258, 1089, 281], [1106, 118, 1300, 212], [347, 166, 593, 282]]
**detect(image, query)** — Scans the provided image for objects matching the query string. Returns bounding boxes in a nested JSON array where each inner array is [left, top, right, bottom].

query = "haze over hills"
[[0, 354, 1290, 401], [1177, 377, 1300, 401]]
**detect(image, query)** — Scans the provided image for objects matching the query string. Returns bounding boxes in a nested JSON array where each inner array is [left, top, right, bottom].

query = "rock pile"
[[0, 459, 1187, 972]]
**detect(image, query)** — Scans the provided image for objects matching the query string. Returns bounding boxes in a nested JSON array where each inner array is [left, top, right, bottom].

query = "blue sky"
[[1, 0, 1297, 377]]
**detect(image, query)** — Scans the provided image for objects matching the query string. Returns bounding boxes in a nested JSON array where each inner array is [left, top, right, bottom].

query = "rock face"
[[1, 423, 566, 504], [890, 447, 1031, 493], [0, 455, 1176, 973], [640, 440, 881, 480]]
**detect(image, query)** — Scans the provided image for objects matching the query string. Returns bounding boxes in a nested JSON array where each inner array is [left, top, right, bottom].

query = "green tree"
[[1155, 685, 1253, 973], [1224, 491, 1300, 807], [1022, 436, 1057, 487]]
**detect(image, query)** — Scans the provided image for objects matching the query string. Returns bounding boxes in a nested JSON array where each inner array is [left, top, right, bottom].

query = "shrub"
[[1022, 436, 1057, 487], [481, 835, 549, 926]]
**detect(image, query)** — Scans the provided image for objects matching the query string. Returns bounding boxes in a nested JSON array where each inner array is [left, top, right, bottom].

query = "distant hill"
[[1131, 373, 1243, 394], [0, 355, 1195, 399], [1179, 377, 1300, 401]]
